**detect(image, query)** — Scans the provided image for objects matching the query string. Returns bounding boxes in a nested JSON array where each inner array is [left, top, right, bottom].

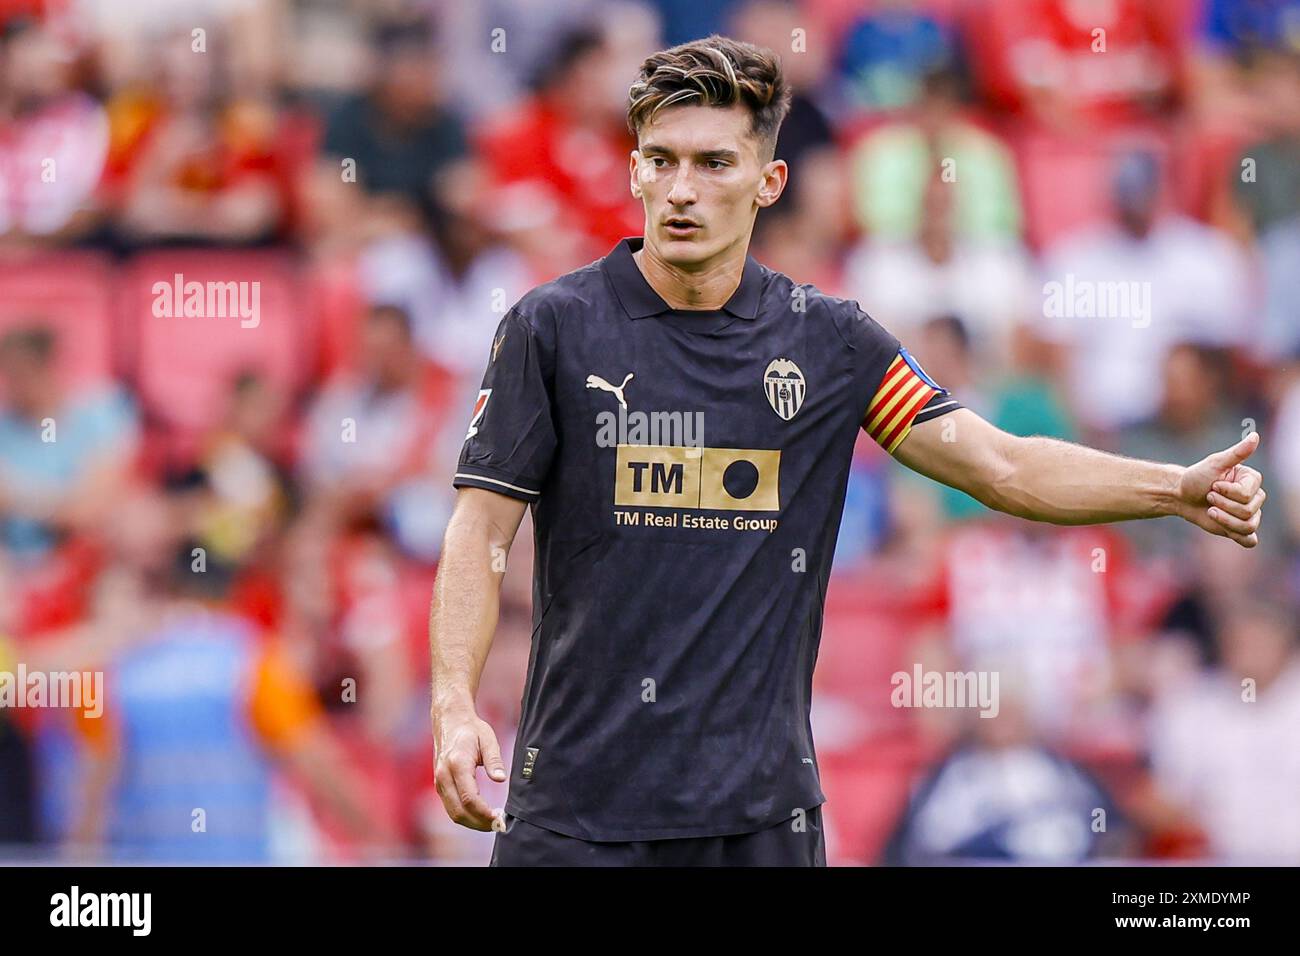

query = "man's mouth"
[[664, 218, 701, 237]]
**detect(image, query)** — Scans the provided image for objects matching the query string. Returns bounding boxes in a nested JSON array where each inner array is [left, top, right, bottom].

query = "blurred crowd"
[[1, 0, 1299, 865]]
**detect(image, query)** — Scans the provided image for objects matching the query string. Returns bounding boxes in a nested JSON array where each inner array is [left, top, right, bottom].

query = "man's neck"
[[633, 238, 746, 311]]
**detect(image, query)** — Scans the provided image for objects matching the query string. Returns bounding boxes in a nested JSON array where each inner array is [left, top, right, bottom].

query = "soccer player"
[[429, 36, 1266, 866]]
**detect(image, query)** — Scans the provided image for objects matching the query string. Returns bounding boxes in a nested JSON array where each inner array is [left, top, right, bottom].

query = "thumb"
[[479, 724, 507, 781], [1208, 431, 1260, 471]]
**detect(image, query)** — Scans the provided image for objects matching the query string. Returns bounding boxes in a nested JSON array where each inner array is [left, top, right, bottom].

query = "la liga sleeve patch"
[[464, 388, 491, 442]]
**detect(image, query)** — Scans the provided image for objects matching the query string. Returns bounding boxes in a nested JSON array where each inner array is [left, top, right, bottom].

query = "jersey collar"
[[604, 236, 762, 321]]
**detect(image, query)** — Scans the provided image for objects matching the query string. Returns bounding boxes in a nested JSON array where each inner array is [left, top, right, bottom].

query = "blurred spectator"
[[941, 518, 1138, 745], [0, 324, 137, 562], [846, 66, 1022, 243], [173, 369, 293, 574], [1119, 345, 1264, 557], [648, 0, 741, 47], [898, 316, 996, 522], [431, 0, 624, 121], [1037, 150, 1252, 434], [1148, 599, 1300, 861], [0, 18, 109, 244], [987, 323, 1078, 444], [883, 695, 1126, 864], [732, 0, 837, 208], [1257, 214, 1300, 362], [917, 316, 989, 414], [360, 162, 532, 378], [109, 26, 290, 246], [1229, 51, 1300, 234], [70, 510, 388, 862], [75, 0, 280, 96], [1154, 519, 1270, 674], [836, 0, 955, 113], [962, 0, 1187, 131], [299, 304, 452, 562], [1271, 357, 1300, 546], [752, 145, 852, 292], [476, 22, 646, 272], [1200, 0, 1300, 57], [737, 2, 847, 289], [320, 15, 469, 229], [846, 164, 1035, 354], [282, 2, 374, 108]]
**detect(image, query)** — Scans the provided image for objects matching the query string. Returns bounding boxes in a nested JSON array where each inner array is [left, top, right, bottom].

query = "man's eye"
[[651, 157, 668, 167], [706, 160, 727, 169]]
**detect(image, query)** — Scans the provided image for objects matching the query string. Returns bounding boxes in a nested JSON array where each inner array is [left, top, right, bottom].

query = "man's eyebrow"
[[639, 144, 741, 161]]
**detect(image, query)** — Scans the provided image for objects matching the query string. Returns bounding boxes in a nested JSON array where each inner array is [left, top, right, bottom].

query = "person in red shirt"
[[962, 0, 1190, 132], [476, 24, 646, 275]]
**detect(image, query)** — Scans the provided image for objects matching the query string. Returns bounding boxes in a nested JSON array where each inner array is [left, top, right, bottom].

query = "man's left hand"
[[1176, 432, 1266, 548]]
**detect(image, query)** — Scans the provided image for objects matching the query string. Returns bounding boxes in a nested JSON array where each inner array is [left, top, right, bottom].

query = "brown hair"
[[626, 34, 792, 160]]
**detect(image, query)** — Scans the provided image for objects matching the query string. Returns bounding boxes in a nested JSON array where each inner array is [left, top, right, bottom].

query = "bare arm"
[[278, 724, 398, 850], [429, 487, 528, 830], [891, 408, 1266, 547]]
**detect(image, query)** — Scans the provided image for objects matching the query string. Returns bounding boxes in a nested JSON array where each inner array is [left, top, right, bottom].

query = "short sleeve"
[[452, 309, 558, 502]]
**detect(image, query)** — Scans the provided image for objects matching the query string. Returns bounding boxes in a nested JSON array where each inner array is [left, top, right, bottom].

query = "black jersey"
[[453, 236, 960, 841]]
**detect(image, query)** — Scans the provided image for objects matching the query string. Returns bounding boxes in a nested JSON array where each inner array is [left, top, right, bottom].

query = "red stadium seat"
[[118, 250, 310, 463], [819, 566, 942, 711], [822, 736, 934, 864], [1010, 126, 1173, 250], [0, 251, 115, 390], [305, 256, 366, 378]]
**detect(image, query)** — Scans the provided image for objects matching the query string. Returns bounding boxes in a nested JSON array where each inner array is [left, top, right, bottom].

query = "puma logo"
[[492, 332, 506, 362], [586, 372, 633, 409]]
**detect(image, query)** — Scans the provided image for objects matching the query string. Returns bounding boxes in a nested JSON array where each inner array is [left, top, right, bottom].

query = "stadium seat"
[[0, 251, 116, 390], [822, 736, 934, 864], [819, 567, 942, 711], [1010, 126, 1173, 250], [118, 250, 310, 464], [305, 257, 367, 378]]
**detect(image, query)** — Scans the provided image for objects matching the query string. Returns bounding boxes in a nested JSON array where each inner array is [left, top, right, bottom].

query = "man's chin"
[[654, 233, 714, 265]]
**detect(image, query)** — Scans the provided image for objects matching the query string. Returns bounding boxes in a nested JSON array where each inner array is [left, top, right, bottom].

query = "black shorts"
[[490, 806, 827, 867]]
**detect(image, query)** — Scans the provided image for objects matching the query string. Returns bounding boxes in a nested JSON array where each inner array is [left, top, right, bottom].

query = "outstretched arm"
[[889, 408, 1266, 547]]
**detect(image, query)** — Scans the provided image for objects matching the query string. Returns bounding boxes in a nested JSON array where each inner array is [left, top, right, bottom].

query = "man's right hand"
[[432, 707, 508, 831]]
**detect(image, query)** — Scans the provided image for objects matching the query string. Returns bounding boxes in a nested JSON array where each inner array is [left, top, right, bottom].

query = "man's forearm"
[[429, 514, 507, 718], [991, 435, 1187, 525]]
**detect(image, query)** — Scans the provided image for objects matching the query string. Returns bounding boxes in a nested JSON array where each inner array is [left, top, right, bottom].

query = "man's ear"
[[629, 150, 643, 200], [755, 158, 788, 208]]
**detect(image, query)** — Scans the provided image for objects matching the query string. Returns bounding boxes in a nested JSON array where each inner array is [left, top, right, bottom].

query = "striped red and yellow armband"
[[864, 348, 956, 454]]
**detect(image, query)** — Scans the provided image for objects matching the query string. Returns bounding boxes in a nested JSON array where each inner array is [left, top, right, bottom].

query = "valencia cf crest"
[[764, 358, 806, 421]]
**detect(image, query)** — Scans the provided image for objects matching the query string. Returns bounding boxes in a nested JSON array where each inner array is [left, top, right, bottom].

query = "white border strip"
[[454, 472, 541, 496], [915, 400, 960, 418]]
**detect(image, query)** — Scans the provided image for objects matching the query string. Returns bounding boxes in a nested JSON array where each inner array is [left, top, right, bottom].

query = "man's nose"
[[666, 168, 698, 206]]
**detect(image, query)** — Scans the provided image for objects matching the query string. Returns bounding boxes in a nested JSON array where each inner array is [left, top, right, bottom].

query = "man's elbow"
[[971, 433, 1032, 518]]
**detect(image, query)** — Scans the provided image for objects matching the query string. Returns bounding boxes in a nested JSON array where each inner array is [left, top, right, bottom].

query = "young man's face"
[[630, 102, 786, 267]]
